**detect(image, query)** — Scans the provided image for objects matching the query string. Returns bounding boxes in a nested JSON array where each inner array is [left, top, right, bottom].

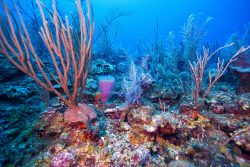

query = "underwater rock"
[[35, 109, 65, 137], [144, 68, 183, 103], [90, 58, 115, 75], [179, 103, 193, 115], [0, 84, 35, 102], [51, 149, 76, 167], [209, 115, 240, 133], [49, 143, 66, 155], [127, 106, 154, 132], [206, 92, 250, 115], [236, 95, 250, 114], [86, 78, 98, 91], [148, 84, 182, 105], [68, 128, 96, 144], [109, 134, 153, 166], [0, 98, 42, 165], [64, 103, 96, 124], [131, 145, 151, 166], [212, 104, 225, 114], [104, 106, 130, 120], [59, 132, 71, 144], [223, 97, 250, 115], [167, 160, 195, 167], [117, 62, 128, 73], [128, 131, 153, 145], [0, 55, 22, 81], [223, 103, 240, 114], [127, 106, 153, 125], [120, 122, 131, 131], [230, 53, 250, 93], [234, 129, 250, 152], [143, 115, 163, 133], [83, 78, 99, 102], [159, 121, 177, 135], [126, 106, 166, 135], [208, 99, 225, 114], [4, 128, 20, 138]]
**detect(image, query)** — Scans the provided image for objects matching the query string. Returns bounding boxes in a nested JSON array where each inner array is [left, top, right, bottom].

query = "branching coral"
[[0, 0, 93, 113], [189, 43, 250, 111]]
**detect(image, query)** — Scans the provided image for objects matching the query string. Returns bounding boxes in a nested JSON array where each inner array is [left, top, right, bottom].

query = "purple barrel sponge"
[[99, 75, 115, 103]]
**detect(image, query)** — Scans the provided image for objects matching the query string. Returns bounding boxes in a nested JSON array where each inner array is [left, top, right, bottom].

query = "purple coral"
[[99, 75, 115, 103], [122, 60, 142, 105]]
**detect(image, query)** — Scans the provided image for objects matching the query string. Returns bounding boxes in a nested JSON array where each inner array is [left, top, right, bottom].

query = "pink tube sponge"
[[99, 75, 115, 103]]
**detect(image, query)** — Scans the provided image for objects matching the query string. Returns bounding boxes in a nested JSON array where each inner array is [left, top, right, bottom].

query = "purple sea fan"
[[122, 60, 142, 105]]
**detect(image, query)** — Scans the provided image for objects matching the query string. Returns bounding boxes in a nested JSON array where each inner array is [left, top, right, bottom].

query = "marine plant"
[[145, 14, 209, 79], [147, 21, 166, 78], [189, 43, 250, 113], [165, 31, 178, 72], [226, 22, 250, 56], [180, 13, 212, 70], [0, 0, 94, 122], [122, 60, 142, 105], [94, 10, 129, 63], [15, 0, 46, 58]]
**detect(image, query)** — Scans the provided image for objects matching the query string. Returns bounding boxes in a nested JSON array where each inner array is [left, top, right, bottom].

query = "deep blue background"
[[90, 0, 250, 51], [1, 0, 250, 51]]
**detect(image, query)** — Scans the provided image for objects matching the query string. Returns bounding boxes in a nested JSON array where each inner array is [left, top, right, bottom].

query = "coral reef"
[[230, 53, 250, 93], [22, 88, 249, 166], [0, 1, 250, 166]]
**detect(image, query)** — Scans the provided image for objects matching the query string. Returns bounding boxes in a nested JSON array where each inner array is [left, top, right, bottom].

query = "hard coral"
[[64, 103, 96, 124], [51, 150, 76, 167], [35, 109, 65, 137], [230, 53, 250, 93]]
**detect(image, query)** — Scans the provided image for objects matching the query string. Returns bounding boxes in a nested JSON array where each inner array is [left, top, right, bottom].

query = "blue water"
[[4, 0, 249, 51], [92, 0, 250, 50]]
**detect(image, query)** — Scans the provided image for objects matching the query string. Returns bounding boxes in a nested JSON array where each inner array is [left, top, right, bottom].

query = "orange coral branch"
[[189, 43, 250, 110], [0, 0, 94, 109]]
